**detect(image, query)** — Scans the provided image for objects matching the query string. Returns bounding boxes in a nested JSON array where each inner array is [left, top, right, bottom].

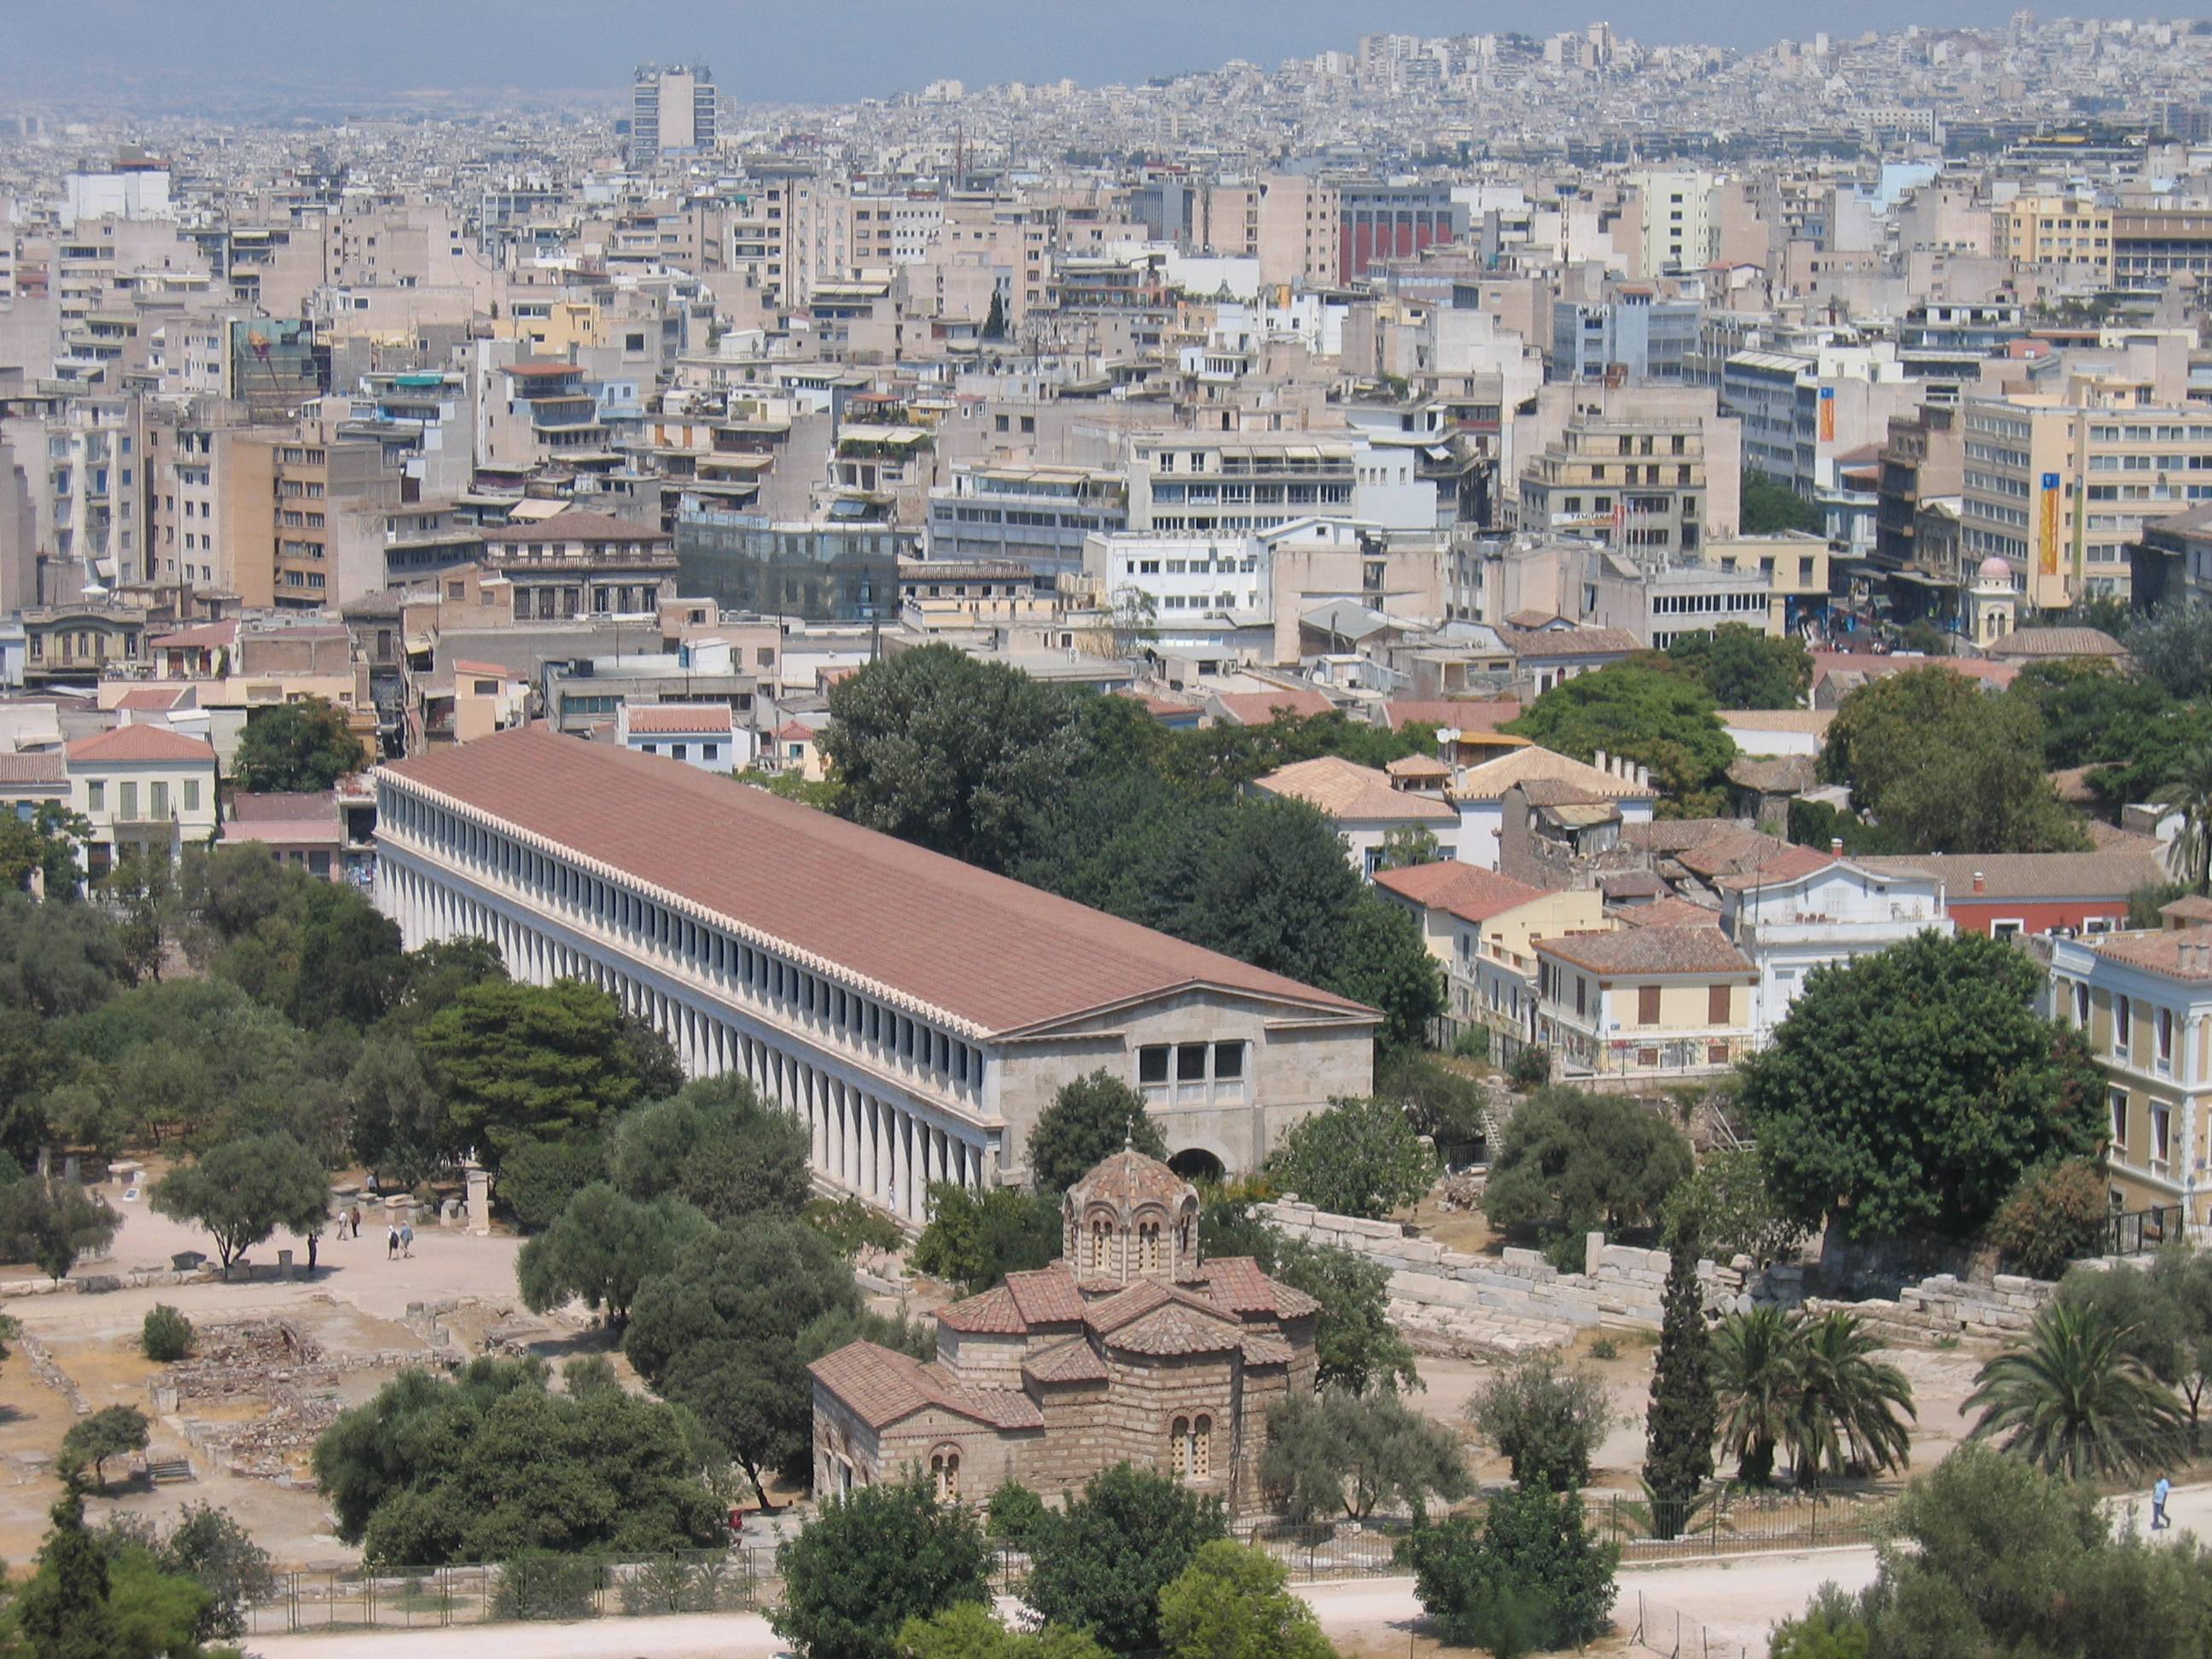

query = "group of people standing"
[[320, 1203, 414, 1262]]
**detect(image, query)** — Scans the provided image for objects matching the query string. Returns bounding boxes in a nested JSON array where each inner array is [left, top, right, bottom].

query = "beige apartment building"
[[1959, 395, 2212, 607], [1990, 195, 2114, 279], [1516, 413, 1729, 556]]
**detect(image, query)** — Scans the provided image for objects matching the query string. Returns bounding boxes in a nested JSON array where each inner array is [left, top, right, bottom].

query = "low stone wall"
[[1802, 1271, 2059, 1345], [1257, 1200, 1803, 1353], [15, 1329, 90, 1417]]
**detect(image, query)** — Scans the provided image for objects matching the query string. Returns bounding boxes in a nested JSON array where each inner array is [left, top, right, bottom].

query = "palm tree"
[[1789, 1310, 1915, 1484], [2163, 739, 2212, 894], [1965, 1301, 2188, 1481], [1714, 1306, 1802, 1485]]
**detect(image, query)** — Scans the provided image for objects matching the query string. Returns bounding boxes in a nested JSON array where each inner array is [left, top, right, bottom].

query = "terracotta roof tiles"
[[1537, 925, 1754, 977], [1003, 1267, 1087, 1326], [806, 1342, 1045, 1431], [1254, 755, 1457, 824], [379, 727, 1373, 1038], [65, 725, 216, 765], [1374, 861, 1549, 926], [1022, 1339, 1111, 1385]]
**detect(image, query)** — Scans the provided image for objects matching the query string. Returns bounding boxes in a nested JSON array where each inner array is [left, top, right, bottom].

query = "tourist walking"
[[306, 1233, 318, 1274], [386, 1224, 401, 1260], [399, 1221, 414, 1258], [350, 1205, 363, 1239], [2154, 1473, 2173, 1530]]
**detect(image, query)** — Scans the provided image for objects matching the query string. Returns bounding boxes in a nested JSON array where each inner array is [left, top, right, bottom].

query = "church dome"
[[1976, 554, 2014, 585], [1065, 1146, 1194, 1213], [1063, 1145, 1201, 1284]]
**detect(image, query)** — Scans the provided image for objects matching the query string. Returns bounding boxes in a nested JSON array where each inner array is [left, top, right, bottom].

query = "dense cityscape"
[[3, 9, 2212, 1657]]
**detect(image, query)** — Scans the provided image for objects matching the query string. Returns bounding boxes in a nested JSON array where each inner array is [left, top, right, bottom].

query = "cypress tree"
[[9, 1490, 119, 1659], [1642, 1234, 1716, 1540]]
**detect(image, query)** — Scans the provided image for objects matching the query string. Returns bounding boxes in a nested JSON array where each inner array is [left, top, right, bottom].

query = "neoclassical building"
[[371, 726, 1377, 1225], [808, 1149, 1317, 1516]]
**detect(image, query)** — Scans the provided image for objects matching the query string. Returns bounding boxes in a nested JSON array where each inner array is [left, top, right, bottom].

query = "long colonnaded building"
[[372, 725, 1377, 1222]]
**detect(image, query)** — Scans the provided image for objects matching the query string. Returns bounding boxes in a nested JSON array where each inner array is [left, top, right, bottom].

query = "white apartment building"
[[66, 724, 218, 879], [1714, 848, 1953, 1045], [1082, 531, 1271, 658], [1125, 431, 1431, 538]]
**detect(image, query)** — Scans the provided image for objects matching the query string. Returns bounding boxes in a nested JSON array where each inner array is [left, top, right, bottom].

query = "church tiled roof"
[[1106, 1304, 1247, 1358], [1004, 1266, 1087, 1325], [806, 1342, 1045, 1431], [1066, 1147, 1194, 1213], [934, 1284, 1027, 1335], [1196, 1257, 1320, 1320], [1022, 1338, 1112, 1385]]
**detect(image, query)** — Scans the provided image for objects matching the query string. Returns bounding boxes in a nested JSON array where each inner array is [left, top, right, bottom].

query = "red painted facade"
[[1944, 896, 2133, 937]]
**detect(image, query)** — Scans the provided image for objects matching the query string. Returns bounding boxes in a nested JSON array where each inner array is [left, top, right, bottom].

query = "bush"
[[1481, 1086, 1692, 1242], [496, 1135, 608, 1231], [141, 1303, 195, 1363], [1988, 1160, 2110, 1279], [1452, 1026, 1491, 1062], [987, 1478, 1047, 1549], [494, 1551, 604, 1621], [1506, 1047, 1551, 1090], [1466, 1354, 1617, 1492], [1264, 1095, 1435, 1220], [1397, 1486, 1618, 1653]]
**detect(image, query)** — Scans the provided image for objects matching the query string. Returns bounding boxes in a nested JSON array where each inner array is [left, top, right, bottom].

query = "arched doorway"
[[1167, 1147, 1225, 1185]]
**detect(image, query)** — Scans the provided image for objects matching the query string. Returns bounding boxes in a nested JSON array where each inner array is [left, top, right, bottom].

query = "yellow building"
[[1991, 195, 2114, 280], [1535, 926, 1756, 1082], [2047, 907, 2212, 1225], [1374, 860, 1611, 1050]]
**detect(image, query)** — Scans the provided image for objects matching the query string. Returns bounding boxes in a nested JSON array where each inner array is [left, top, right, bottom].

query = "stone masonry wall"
[[1260, 1200, 2090, 1353], [1257, 1200, 1802, 1353]]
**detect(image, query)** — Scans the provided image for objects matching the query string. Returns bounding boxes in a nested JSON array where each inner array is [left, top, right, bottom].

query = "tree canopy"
[[515, 1184, 707, 1326], [1739, 471, 1824, 535], [1157, 1541, 1338, 1659], [605, 1074, 812, 1222], [621, 1211, 861, 1504], [1023, 1464, 1229, 1654], [1738, 931, 2104, 1243], [772, 1475, 992, 1659], [230, 696, 369, 794], [1653, 624, 1812, 711], [1819, 666, 2087, 854], [1504, 664, 1737, 817], [1260, 1388, 1469, 1522], [1025, 1071, 1167, 1196], [1480, 1086, 1692, 1243], [149, 1131, 329, 1270], [1264, 1095, 1435, 1220], [311, 1357, 725, 1567]]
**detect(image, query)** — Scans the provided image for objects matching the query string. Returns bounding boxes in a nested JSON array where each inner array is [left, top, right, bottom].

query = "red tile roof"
[[1714, 844, 1838, 893], [1374, 860, 1548, 926], [0, 753, 66, 786], [1386, 699, 1522, 734], [378, 726, 1374, 1039], [480, 510, 671, 545], [1022, 1339, 1111, 1384], [624, 704, 736, 735], [1195, 1257, 1320, 1320], [66, 725, 216, 765], [1004, 1267, 1087, 1326], [1210, 688, 1335, 725], [1537, 925, 1754, 977], [1254, 755, 1458, 824], [1614, 896, 1720, 929], [114, 687, 193, 713], [807, 1342, 1045, 1431], [934, 1284, 1027, 1336]]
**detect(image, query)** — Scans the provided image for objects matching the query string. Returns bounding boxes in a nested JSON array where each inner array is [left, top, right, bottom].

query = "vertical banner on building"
[[2039, 471, 2061, 579], [1818, 384, 1836, 444]]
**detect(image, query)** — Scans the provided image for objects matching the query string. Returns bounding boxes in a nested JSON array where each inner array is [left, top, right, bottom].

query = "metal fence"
[[1601, 1486, 1892, 1563], [2110, 1202, 2186, 1256], [1624, 1588, 1753, 1659]]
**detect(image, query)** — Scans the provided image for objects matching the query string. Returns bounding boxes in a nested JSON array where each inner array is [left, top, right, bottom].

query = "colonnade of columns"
[[381, 856, 984, 1226]]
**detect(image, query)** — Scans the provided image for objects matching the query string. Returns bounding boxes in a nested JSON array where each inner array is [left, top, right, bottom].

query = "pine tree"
[[9, 1490, 119, 1659], [1642, 1234, 1716, 1540], [982, 290, 1007, 341]]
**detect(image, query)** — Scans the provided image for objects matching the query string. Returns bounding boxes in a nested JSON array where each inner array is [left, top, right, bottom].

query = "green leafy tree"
[[806, 1196, 905, 1261], [1788, 1310, 1914, 1485], [516, 1184, 708, 1327], [797, 1305, 938, 1365], [911, 1184, 1062, 1294], [1025, 1464, 1228, 1654], [1265, 1096, 1434, 1220], [1819, 666, 2086, 854], [2146, 1249, 2212, 1427], [771, 1474, 992, 1659], [341, 1034, 446, 1190], [1158, 1540, 1338, 1659], [1740, 472, 1824, 534], [311, 1357, 725, 1566], [287, 881, 407, 1031], [1643, 1237, 1716, 1539], [986, 1477, 1048, 1548], [1988, 1159, 2112, 1279], [0, 1172, 119, 1282], [2127, 598, 2212, 700], [155, 1502, 275, 1642], [3, 1492, 118, 1658], [1321, 896, 1445, 1054], [1770, 1444, 2212, 1659], [1660, 1148, 1808, 1267], [1740, 932, 2103, 1243], [60, 1405, 148, 1491], [149, 1131, 329, 1270], [1656, 624, 1813, 710], [230, 696, 367, 792], [1397, 1485, 1618, 1654], [1376, 823, 1441, 872], [1504, 663, 1737, 818], [822, 643, 1083, 872], [97, 849, 177, 985], [1377, 1049, 1490, 1151], [0, 801, 91, 898], [2165, 738, 2212, 894], [1466, 1353, 1617, 1492], [1965, 1300, 2188, 1481], [1272, 1239, 1420, 1395], [607, 1074, 812, 1222], [1025, 1070, 1167, 1196], [900, 1604, 1108, 1659], [419, 978, 656, 1167], [1260, 1388, 1469, 1522], [1481, 1086, 1693, 1242], [0, 892, 131, 1018], [622, 1212, 860, 1505]]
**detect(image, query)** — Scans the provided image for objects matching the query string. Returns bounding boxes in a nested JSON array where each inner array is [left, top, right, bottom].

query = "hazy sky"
[[3, 1, 2182, 107]]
